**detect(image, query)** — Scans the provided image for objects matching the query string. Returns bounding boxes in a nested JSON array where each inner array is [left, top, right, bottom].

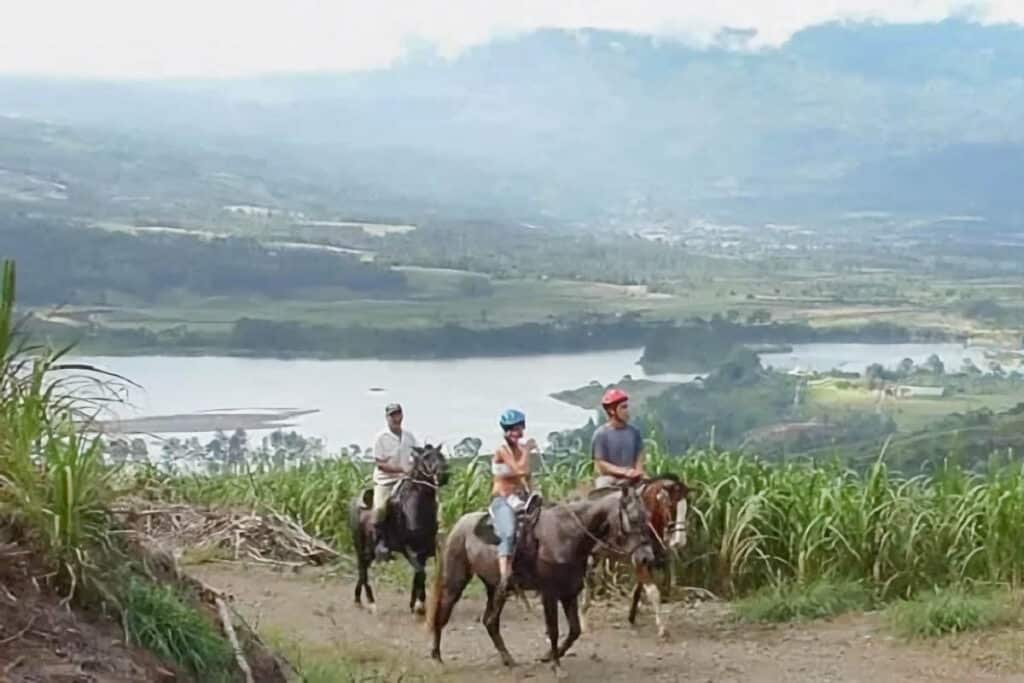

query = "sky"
[[2, 0, 1024, 79]]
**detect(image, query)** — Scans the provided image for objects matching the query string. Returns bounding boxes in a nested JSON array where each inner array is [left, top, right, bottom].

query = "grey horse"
[[428, 484, 656, 675]]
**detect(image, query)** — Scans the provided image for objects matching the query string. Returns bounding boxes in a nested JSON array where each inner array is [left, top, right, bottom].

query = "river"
[[75, 342, 1008, 453]]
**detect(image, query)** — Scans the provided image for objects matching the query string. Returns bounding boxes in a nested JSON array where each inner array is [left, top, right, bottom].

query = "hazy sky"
[[3, 0, 1023, 78]]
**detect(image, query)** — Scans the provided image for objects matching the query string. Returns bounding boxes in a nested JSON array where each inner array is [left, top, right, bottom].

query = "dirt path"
[[191, 564, 1024, 683]]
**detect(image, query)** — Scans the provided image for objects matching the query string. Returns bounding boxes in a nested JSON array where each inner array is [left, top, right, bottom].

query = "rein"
[[562, 501, 649, 559]]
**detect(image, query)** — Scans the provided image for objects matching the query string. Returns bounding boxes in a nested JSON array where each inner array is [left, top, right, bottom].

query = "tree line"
[[0, 217, 406, 305]]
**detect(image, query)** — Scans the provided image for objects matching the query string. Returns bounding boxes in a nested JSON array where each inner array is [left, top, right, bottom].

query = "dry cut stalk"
[[217, 596, 254, 683]]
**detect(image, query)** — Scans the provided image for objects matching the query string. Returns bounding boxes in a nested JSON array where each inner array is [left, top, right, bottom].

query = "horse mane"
[[585, 486, 622, 501]]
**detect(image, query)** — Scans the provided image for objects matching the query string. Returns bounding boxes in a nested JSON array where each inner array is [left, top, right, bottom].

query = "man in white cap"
[[371, 403, 418, 561]]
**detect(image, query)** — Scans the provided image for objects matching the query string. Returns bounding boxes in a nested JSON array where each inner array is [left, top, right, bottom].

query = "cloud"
[[1, 0, 1021, 78]]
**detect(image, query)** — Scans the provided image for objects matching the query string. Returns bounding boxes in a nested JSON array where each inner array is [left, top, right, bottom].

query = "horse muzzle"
[[630, 544, 656, 569]]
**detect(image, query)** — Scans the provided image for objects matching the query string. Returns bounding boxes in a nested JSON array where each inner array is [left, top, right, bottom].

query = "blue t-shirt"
[[591, 423, 644, 468]]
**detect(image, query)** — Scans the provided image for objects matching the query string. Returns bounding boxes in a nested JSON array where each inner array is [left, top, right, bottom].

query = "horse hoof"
[[657, 628, 670, 641], [414, 600, 426, 616], [368, 603, 378, 615], [553, 664, 568, 679], [500, 655, 517, 668]]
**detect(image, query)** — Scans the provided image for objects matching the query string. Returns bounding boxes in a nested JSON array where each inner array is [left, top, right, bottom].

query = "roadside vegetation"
[[159, 438, 1024, 616], [0, 259, 244, 680]]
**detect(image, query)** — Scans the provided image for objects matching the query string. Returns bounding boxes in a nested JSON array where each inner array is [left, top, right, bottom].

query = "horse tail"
[[425, 530, 447, 632]]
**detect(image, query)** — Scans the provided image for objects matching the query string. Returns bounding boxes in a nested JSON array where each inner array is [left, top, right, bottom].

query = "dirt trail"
[[193, 564, 1024, 683]]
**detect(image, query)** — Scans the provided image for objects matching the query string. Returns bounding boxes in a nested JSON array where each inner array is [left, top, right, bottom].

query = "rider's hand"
[[524, 438, 538, 452]]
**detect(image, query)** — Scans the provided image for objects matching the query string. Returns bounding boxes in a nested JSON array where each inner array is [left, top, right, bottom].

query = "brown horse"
[[348, 444, 448, 615], [428, 484, 656, 675], [580, 474, 691, 638]]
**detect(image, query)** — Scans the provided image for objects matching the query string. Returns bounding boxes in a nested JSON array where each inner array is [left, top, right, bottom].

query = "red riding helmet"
[[601, 388, 630, 408]]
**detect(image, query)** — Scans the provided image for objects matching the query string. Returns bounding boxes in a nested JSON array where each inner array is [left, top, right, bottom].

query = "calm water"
[[760, 342, 995, 374], [75, 343, 1008, 452]]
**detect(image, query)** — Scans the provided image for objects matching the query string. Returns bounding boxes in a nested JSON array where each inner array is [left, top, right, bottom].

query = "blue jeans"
[[489, 495, 518, 558]]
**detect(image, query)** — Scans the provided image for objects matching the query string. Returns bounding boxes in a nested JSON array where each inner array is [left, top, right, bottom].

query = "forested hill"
[[2, 19, 1024, 223]]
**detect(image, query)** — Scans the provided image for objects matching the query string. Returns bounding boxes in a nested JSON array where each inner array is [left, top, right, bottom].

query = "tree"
[[898, 357, 916, 377], [746, 309, 772, 325], [923, 354, 945, 375]]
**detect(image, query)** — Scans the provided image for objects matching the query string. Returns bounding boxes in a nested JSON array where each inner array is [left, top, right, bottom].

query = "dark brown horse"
[[428, 484, 656, 675], [580, 474, 691, 638], [349, 444, 448, 615]]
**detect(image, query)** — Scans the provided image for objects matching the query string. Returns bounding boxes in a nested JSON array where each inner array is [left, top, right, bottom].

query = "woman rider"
[[490, 409, 533, 597]]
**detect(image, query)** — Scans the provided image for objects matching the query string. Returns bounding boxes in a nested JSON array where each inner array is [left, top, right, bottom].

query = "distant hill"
[[2, 19, 1024, 224]]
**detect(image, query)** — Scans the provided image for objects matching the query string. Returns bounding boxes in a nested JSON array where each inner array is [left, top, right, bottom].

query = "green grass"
[[122, 577, 234, 678], [887, 587, 1019, 639], [806, 378, 1024, 433], [734, 579, 873, 623], [266, 631, 439, 683], [155, 442, 1024, 605], [0, 260, 241, 680]]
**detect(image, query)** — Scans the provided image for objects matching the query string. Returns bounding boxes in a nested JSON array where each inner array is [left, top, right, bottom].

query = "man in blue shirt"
[[592, 388, 647, 488]]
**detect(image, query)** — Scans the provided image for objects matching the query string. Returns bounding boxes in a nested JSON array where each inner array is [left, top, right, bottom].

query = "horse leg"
[[355, 552, 374, 611], [354, 556, 364, 607], [557, 594, 583, 659], [516, 587, 533, 613], [407, 551, 428, 615], [541, 593, 564, 677], [636, 565, 667, 639], [646, 582, 667, 640], [579, 557, 594, 634], [430, 561, 470, 662], [482, 582, 516, 667], [540, 593, 583, 662], [627, 581, 643, 625], [361, 554, 377, 614]]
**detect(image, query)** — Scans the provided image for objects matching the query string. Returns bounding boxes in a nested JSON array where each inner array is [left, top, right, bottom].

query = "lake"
[[75, 342, 1011, 453]]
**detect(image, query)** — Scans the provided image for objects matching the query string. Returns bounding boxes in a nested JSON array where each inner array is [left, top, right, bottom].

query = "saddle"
[[358, 480, 408, 511], [483, 491, 543, 582]]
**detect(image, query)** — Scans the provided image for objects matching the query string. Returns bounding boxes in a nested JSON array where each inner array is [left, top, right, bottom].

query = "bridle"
[[398, 451, 446, 497], [564, 491, 653, 560], [638, 478, 689, 551]]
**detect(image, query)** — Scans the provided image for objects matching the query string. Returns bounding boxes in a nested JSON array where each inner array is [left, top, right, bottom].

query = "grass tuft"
[[887, 587, 1019, 639], [122, 577, 234, 677], [266, 631, 438, 683], [734, 578, 873, 623]]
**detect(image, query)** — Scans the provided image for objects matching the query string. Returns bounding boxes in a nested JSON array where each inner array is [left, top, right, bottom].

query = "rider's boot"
[[486, 556, 512, 628]]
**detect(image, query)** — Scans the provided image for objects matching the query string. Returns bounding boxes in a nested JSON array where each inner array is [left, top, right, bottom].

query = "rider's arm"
[[373, 435, 407, 474], [595, 458, 635, 478], [496, 444, 530, 476], [592, 431, 635, 478], [633, 428, 647, 477], [634, 450, 647, 477]]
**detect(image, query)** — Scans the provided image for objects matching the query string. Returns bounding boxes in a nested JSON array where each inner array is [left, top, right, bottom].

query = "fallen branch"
[[216, 597, 254, 683], [2, 655, 25, 675], [0, 616, 37, 646]]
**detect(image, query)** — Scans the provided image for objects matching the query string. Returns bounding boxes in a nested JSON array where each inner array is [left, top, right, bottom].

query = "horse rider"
[[592, 388, 647, 489], [490, 409, 534, 604], [371, 403, 418, 561]]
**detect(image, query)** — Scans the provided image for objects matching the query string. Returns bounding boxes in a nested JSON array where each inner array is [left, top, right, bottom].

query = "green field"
[[806, 377, 1024, 433]]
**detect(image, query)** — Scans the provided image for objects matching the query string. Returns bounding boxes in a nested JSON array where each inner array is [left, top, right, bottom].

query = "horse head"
[[613, 483, 657, 569], [640, 473, 691, 550], [411, 443, 449, 489]]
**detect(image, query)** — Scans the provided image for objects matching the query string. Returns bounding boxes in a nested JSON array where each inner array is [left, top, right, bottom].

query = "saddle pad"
[[472, 514, 501, 546]]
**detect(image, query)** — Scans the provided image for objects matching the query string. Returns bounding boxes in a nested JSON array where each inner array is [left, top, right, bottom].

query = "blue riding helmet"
[[499, 408, 526, 430]]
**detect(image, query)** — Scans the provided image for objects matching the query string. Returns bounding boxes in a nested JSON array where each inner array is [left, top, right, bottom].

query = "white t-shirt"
[[372, 429, 418, 485]]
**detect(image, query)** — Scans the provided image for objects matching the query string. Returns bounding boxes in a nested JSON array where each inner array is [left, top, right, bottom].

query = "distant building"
[[896, 385, 946, 399]]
